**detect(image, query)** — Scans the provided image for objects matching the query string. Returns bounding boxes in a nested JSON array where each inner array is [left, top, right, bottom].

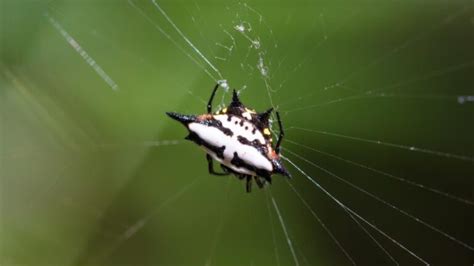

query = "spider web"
[[1, 0, 474, 265]]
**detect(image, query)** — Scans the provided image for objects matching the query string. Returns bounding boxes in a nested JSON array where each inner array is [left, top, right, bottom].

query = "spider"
[[166, 83, 290, 192]]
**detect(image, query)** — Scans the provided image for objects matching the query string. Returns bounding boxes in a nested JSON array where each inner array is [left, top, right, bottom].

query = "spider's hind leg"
[[255, 176, 266, 189], [220, 164, 235, 175], [207, 154, 228, 176], [246, 175, 252, 193]]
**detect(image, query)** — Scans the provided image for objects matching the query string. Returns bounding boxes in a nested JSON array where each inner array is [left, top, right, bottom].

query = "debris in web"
[[458, 95, 474, 104]]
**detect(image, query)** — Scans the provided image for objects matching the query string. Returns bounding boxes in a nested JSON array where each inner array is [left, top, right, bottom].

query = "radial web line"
[[44, 12, 119, 91], [281, 155, 430, 265], [91, 177, 200, 263], [289, 127, 474, 163], [283, 89, 474, 114], [337, 4, 473, 85], [291, 92, 474, 110], [151, 0, 224, 80], [284, 180, 359, 265], [276, 9, 360, 95], [286, 139, 474, 206], [293, 242, 311, 266], [285, 57, 474, 111], [280, 33, 474, 111], [97, 139, 184, 149], [345, 208, 399, 266], [284, 148, 474, 252], [357, 59, 474, 96], [270, 192, 300, 266], [128, 0, 217, 81], [265, 189, 281, 266]]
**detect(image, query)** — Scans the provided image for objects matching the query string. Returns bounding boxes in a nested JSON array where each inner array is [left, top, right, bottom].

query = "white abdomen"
[[188, 120, 273, 176]]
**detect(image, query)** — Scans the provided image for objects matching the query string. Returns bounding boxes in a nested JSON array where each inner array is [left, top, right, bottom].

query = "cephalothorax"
[[166, 84, 290, 192]]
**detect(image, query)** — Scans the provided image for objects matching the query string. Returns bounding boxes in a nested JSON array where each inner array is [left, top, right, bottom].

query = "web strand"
[[278, 6, 474, 112], [288, 127, 474, 163], [265, 189, 281, 266], [91, 177, 201, 263], [284, 180, 358, 265], [151, 0, 224, 81], [128, 0, 218, 82], [44, 12, 119, 91], [270, 191, 300, 266], [281, 155, 430, 265], [337, 4, 473, 86], [284, 148, 474, 252], [286, 138, 474, 206]]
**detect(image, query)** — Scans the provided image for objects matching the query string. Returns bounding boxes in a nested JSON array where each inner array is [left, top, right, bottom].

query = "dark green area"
[[1, 0, 473, 265]]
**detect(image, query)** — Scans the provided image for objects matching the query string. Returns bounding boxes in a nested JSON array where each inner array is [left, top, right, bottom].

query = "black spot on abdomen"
[[237, 136, 267, 155], [203, 142, 226, 159], [231, 152, 272, 178], [210, 119, 233, 136], [185, 131, 226, 159]]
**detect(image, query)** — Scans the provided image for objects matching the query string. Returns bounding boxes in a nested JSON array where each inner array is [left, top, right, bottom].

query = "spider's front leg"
[[275, 111, 285, 154], [207, 83, 220, 113], [206, 154, 228, 176]]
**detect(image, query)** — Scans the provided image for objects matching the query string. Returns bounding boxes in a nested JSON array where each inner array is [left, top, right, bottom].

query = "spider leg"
[[275, 111, 285, 154], [259, 172, 272, 184], [206, 154, 228, 176], [246, 175, 252, 193], [220, 164, 231, 174], [255, 176, 266, 189], [207, 83, 220, 114]]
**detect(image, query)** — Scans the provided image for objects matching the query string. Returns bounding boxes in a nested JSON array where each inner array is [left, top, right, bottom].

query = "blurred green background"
[[1, 0, 473, 265]]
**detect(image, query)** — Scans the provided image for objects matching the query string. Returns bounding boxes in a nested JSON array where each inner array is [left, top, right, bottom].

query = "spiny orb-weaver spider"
[[166, 83, 290, 192]]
